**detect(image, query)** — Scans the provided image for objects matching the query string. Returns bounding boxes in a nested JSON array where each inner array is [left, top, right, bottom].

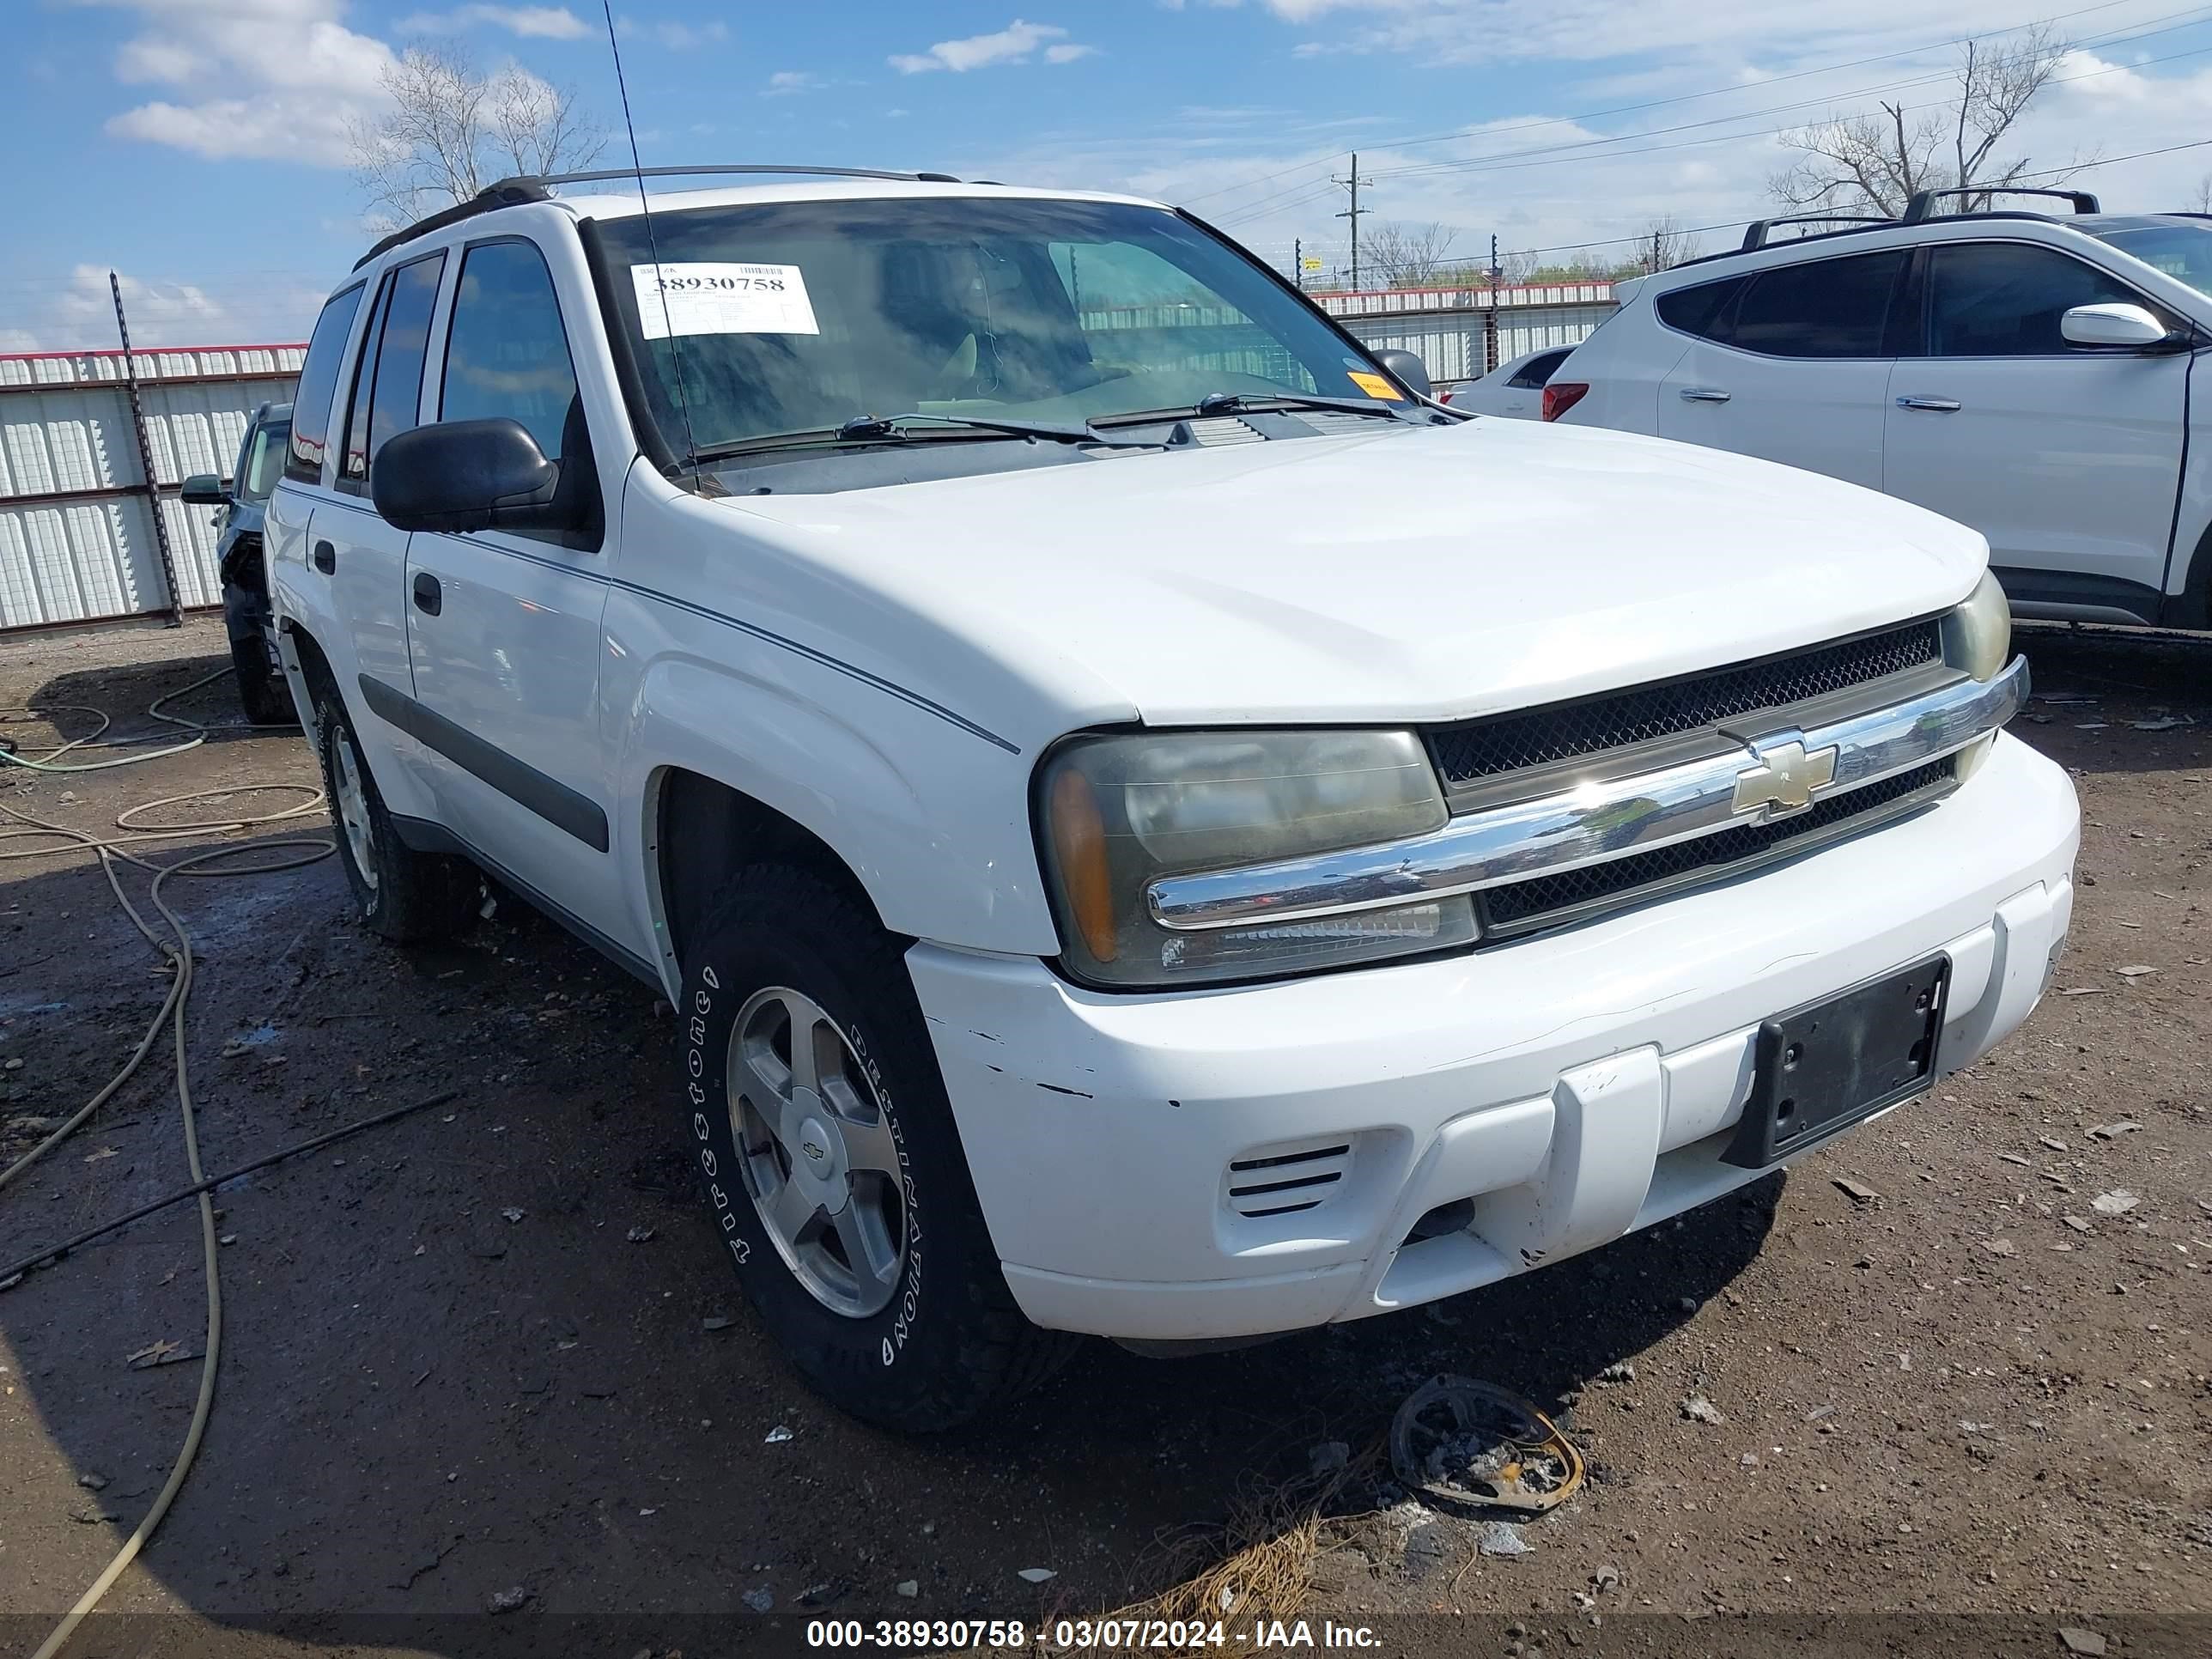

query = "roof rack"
[[1900, 185, 2099, 224], [354, 165, 962, 271], [1739, 212, 1891, 252]]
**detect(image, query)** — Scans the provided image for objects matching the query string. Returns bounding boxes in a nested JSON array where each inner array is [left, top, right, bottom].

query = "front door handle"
[[412, 572, 442, 617], [1677, 386, 1731, 404], [1895, 396, 1962, 411], [312, 539, 336, 574]]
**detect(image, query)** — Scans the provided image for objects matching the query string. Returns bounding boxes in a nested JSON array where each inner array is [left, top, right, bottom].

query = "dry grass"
[[1094, 1440, 1385, 1629]]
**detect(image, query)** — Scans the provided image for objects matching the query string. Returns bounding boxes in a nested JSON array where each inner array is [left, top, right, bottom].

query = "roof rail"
[[488, 164, 952, 193], [353, 179, 550, 270], [353, 165, 969, 273], [1739, 212, 1891, 252], [1900, 185, 2099, 224]]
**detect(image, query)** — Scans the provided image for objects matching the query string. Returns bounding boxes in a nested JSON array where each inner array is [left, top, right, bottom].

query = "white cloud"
[[82, 0, 396, 166], [617, 15, 730, 50], [4, 264, 331, 352], [394, 5, 590, 39], [766, 70, 822, 94], [890, 19, 1094, 75]]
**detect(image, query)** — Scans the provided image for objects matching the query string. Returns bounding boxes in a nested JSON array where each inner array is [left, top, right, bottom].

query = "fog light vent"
[[1224, 1139, 1354, 1218]]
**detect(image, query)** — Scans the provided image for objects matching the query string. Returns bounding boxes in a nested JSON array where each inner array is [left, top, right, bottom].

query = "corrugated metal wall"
[[1320, 281, 1620, 386], [0, 346, 302, 630]]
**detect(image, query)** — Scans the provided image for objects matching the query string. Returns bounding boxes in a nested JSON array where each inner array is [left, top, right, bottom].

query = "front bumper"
[[909, 732, 2080, 1341]]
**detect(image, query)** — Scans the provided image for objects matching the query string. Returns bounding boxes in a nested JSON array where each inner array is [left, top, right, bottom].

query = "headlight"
[[1036, 729, 1474, 988], [1945, 571, 2013, 780], [1946, 570, 2012, 682]]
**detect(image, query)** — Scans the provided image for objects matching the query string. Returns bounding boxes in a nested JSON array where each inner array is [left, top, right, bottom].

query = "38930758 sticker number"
[[630, 262, 819, 339]]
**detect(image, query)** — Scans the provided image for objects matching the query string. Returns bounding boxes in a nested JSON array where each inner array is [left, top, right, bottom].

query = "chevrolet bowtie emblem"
[[1733, 736, 1838, 817]]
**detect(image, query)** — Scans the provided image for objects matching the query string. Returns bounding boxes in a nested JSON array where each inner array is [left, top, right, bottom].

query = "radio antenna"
[[600, 0, 698, 469]]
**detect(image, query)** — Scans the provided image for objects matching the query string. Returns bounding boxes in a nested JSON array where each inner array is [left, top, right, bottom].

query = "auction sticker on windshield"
[[630, 262, 820, 337]]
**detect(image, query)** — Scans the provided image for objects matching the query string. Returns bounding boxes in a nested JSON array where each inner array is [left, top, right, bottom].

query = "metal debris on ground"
[[500, 1206, 525, 1223], [1017, 1567, 1058, 1583], [1471, 1520, 1532, 1558], [1387, 1375, 1586, 1516], [764, 1425, 794, 1443]]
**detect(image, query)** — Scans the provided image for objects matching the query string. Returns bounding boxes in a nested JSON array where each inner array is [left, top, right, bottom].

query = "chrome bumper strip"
[[1146, 654, 2029, 933]]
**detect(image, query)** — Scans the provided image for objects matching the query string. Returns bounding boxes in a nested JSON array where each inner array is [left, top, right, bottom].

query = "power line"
[[1181, 0, 2183, 208]]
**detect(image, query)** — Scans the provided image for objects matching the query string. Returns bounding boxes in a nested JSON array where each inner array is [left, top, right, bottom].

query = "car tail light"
[[1541, 382, 1589, 422], [1437, 386, 1455, 404]]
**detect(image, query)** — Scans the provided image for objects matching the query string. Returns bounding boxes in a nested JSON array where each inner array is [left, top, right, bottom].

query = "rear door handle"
[[312, 539, 336, 574], [1677, 386, 1731, 404], [412, 572, 442, 616], [1895, 396, 1962, 411]]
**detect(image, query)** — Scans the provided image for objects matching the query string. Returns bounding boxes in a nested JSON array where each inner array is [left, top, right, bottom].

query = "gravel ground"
[[0, 616, 2204, 1659]]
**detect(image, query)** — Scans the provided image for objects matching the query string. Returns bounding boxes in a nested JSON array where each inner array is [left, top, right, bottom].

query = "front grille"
[[1479, 757, 1955, 935], [1430, 618, 1943, 787]]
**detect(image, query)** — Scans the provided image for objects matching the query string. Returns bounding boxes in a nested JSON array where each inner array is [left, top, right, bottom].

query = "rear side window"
[[1926, 243, 2144, 356], [1506, 349, 1569, 389], [441, 240, 579, 460], [1727, 251, 1906, 357], [284, 285, 367, 485], [1655, 276, 1746, 340], [238, 420, 289, 502], [340, 252, 446, 486]]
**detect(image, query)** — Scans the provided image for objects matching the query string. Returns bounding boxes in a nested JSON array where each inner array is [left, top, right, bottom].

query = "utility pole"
[[1483, 235, 1503, 376], [1334, 152, 1371, 292]]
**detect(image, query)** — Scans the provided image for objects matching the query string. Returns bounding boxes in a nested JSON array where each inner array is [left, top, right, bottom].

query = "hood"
[[714, 418, 1986, 728]]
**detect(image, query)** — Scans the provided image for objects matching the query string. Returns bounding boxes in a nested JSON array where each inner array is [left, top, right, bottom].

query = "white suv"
[[266, 167, 2078, 1430], [1553, 190, 2212, 629]]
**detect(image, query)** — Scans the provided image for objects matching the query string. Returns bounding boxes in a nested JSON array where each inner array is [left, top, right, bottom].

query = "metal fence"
[[0, 345, 303, 631], [1320, 281, 1621, 385]]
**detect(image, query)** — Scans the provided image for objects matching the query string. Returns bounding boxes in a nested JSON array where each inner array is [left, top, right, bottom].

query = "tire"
[[229, 629, 295, 726], [311, 684, 474, 943], [677, 866, 1079, 1431]]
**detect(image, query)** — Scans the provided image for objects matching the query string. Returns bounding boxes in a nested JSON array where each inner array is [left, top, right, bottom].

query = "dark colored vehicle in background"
[[181, 401, 295, 724]]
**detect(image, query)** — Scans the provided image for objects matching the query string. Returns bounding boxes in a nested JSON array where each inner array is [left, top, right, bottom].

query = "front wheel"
[[676, 866, 1078, 1431]]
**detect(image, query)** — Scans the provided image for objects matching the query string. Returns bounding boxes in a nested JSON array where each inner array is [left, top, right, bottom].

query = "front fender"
[[613, 644, 1061, 981]]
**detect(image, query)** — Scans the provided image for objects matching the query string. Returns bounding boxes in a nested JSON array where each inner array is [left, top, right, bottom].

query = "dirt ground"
[[0, 616, 2204, 1659]]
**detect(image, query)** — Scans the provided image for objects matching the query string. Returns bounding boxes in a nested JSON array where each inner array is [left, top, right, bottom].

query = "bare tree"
[[1771, 25, 2084, 218], [349, 46, 606, 228], [1358, 222, 1462, 288], [1638, 216, 1701, 273], [2193, 173, 2212, 213]]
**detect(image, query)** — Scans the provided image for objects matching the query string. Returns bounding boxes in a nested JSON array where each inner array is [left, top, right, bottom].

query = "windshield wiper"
[[688, 411, 1152, 467], [1091, 391, 1411, 428]]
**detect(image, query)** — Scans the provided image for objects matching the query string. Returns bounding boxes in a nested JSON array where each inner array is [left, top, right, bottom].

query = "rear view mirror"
[[371, 418, 568, 535], [2061, 302, 2178, 349], [179, 473, 228, 506], [1371, 348, 1433, 401]]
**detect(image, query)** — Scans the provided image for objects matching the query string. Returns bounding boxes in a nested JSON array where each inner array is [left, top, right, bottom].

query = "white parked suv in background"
[[1438, 343, 1577, 418], [1552, 188, 2212, 629], [266, 165, 2078, 1430]]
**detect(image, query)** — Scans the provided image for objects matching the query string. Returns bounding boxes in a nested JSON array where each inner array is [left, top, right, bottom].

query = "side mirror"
[[2061, 302, 2179, 349], [1371, 348, 1433, 401], [179, 473, 228, 506], [371, 419, 568, 535]]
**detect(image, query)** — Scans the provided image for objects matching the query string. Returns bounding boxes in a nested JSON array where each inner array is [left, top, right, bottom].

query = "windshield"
[[239, 418, 289, 502], [591, 197, 1401, 459], [2090, 222, 2212, 299]]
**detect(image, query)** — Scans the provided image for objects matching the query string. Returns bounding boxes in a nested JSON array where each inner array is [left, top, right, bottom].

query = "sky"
[[9, 0, 2212, 349]]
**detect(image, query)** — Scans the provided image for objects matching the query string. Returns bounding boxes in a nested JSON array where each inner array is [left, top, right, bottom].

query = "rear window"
[[1506, 349, 1570, 389], [285, 285, 367, 485], [1727, 251, 1906, 357], [1654, 276, 1746, 340]]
